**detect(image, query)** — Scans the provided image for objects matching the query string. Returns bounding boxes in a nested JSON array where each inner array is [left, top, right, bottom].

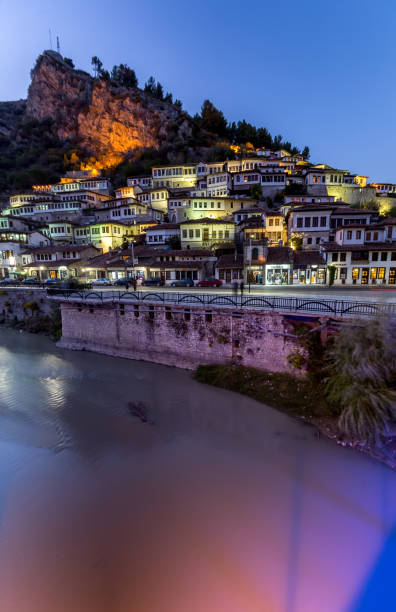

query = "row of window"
[[50, 226, 71, 234], [182, 229, 231, 239], [332, 251, 396, 262], [296, 216, 328, 228]]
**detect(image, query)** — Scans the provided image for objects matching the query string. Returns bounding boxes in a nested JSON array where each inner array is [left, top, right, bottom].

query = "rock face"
[[25, 51, 194, 167]]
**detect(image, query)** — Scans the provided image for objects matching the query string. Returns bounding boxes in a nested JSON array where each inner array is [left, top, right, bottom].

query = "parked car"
[[44, 278, 62, 286], [21, 277, 41, 286], [91, 278, 112, 286], [170, 278, 195, 288], [196, 277, 222, 287], [0, 278, 20, 285], [114, 277, 136, 287], [141, 277, 165, 287]]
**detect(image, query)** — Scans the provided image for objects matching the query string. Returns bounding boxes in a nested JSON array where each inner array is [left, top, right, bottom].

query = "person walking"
[[132, 277, 137, 292], [240, 281, 244, 296], [125, 281, 130, 291]]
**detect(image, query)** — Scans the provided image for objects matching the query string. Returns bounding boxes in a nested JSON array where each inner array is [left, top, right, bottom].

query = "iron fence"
[[46, 288, 396, 317]]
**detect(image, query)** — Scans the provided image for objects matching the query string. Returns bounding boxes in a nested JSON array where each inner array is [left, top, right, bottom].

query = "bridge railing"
[[46, 288, 396, 317]]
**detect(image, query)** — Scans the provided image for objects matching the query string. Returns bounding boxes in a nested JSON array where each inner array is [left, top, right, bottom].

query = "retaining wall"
[[0, 289, 52, 323], [58, 301, 305, 372]]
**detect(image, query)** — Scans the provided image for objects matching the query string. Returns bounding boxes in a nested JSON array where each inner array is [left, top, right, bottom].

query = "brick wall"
[[58, 301, 301, 373]]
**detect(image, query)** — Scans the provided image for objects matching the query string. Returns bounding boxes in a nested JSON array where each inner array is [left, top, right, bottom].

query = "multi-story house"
[[152, 164, 197, 189], [127, 176, 153, 189], [145, 224, 180, 247], [51, 176, 112, 196], [22, 244, 99, 280], [288, 205, 376, 250], [145, 249, 216, 285], [168, 196, 257, 223], [0, 228, 50, 278], [206, 172, 232, 196], [320, 219, 396, 285], [180, 218, 235, 249], [370, 182, 396, 197]]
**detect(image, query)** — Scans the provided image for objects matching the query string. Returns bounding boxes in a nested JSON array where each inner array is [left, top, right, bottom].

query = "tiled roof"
[[23, 244, 99, 254], [149, 261, 204, 269], [216, 254, 244, 268], [180, 217, 234, 225], [322, 242, 396, 251], [266, 246, 293, 264]]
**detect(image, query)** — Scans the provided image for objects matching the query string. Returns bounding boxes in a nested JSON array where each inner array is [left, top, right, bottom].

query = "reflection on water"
[[0, 328, 395, 612]]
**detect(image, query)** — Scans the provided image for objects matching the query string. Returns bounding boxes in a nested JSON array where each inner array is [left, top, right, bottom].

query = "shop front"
[[265, 264, 291, 285], [246, 265, 265, 285]]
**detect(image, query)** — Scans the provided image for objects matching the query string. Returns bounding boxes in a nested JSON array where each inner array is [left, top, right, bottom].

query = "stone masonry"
[[58, 301, 301, 372]]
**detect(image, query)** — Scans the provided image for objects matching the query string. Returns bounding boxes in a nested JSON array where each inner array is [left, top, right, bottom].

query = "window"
[[269, 219, 274, 226], [391, 252, 396, 261], [372, 252, 379, 261], [356, 230, 361, 239], [195, 229, 200, 237], [381, 252, 387, 261], [352, 268, 359, 280], [312, 217, 318, 227], [182, 230, 187, 238], [366, 232, 371, 241], [347, 231, 352, 239], [297, 218, 303, 228], [307, 237, 312, 245], [304, 217, 311, 228], [373, 232, 378, 241], [320, 217, 327, 227], [189, 230, 193, 238], [340, 253, 346, 262], [371, 267, 378, 280], [332, 253, 339, 262], [378, 267, 386, 279]]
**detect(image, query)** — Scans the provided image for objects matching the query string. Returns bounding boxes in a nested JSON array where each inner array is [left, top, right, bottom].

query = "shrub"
[[325, 316, 396, 443]]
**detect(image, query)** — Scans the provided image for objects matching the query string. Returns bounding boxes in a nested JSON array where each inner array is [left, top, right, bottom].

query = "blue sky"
[[0, 0, 395, 182]]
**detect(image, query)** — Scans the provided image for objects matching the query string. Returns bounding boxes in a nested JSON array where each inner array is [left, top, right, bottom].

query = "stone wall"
[[0, 289, 51, 323], [58, 301, 302, 373]]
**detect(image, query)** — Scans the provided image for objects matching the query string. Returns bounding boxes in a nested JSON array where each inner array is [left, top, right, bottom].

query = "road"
[[97, 284, 396, 303]]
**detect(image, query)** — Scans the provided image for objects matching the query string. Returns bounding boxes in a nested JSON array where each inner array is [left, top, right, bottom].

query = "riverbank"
[[194, 363, 396, 470]]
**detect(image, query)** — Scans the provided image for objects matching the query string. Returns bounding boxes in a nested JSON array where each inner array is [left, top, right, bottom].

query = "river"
[[0, 328, 395, 612]]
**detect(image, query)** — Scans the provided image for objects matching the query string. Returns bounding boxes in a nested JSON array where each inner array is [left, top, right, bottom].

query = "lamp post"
[[131, 240, 135, 278]]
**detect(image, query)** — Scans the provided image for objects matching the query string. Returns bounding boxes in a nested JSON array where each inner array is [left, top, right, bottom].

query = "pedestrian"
[[233, 280, 238, 295], [133, 277, 137, 292], [125, 281, 130, 291], [240, 281, 244, 296]]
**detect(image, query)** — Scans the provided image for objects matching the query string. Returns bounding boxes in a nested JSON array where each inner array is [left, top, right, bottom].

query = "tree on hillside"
[[110, 64, 138, 88], [91, 56, 103, 78], [144, 76, 156, 95], [64, 57, 74, 68], [200, 100, 228, 137], [250, 184, 262, 200], [302, 146, 310, 159]]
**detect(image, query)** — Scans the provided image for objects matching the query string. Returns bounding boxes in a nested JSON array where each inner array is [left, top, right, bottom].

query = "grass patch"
[[195, 363, 337, 420]]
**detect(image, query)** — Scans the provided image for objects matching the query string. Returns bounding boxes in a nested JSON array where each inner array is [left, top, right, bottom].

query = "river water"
[[0, 329, 395, 612]]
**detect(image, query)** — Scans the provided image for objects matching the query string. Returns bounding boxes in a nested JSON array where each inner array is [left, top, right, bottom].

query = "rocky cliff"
[[25, 51, 195, 167]]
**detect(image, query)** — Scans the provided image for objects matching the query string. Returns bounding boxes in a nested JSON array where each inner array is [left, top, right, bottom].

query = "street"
[[98, 284, 396, 303]]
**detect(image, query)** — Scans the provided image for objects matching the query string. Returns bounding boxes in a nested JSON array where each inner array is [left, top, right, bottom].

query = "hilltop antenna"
[[56, 36, 60, 55], [49, 29, 53, 50]]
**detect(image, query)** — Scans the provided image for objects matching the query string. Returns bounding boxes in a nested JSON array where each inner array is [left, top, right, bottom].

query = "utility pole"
[[56, 36, 60, 55]]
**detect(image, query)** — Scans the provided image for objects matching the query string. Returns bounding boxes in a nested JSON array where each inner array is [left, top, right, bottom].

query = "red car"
[[196, 278, 222, 287]]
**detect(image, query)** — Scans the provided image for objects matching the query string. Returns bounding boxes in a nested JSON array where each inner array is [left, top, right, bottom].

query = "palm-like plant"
[[325, 316, 396, 444]]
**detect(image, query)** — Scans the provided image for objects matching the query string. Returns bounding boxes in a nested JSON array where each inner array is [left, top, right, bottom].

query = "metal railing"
[[46, 288, 396, 317]]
